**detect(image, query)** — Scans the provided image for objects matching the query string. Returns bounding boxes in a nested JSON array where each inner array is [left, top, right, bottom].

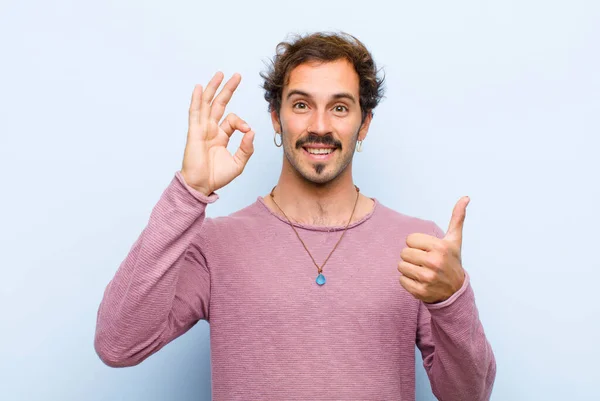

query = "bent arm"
[[94, 171, 217, 367], [416, 222, 496, 400], [416, 274, 496, 400]]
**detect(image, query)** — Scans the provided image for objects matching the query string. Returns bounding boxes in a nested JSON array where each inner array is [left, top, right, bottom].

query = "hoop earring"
[[356, 140, 363, 152], [274, 132, 283, 147]]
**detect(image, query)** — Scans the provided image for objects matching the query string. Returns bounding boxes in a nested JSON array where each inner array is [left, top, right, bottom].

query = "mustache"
[[295, 134, 342, 149]]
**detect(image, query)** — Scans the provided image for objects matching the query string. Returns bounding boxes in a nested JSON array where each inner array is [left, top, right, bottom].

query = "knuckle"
[[400, 248, 407, 260], [226, 112, 240, 122], [413, 286, 426, 299], [437, 241, 450, 255], [399, 276, 410, 288], [241, 143, 254, 156], [423, 270, 437, 283], [428, 255, 443, 270]]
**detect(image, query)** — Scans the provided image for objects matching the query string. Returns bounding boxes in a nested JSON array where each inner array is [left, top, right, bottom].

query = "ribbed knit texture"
[[94, 171, 496, 400]]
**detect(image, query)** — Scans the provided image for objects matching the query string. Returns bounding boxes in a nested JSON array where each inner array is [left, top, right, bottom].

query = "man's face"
[[272, 58, 371, 185]]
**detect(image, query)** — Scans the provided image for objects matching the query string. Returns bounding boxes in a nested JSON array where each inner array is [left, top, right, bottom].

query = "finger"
[[210, 73, 242, 123], [400, 247, 429, 266], [406, 232, 438, 252], [200, 71, 225, 122], [188, 84, 203, 126], [399, 274, 424, 299], [398, 261, 435, 284], [219, 113, 251, 138], [445, 196, 470, 245], [232, 130, 255, 171], [398, 261, 421, 281]]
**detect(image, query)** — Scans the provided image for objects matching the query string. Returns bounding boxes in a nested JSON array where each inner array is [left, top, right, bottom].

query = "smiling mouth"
[[303, 147, 336, 155]]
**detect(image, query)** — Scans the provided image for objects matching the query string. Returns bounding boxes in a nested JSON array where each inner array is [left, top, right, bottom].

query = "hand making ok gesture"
[[398, 197, 470, 304], [181, 72, 256, 196]]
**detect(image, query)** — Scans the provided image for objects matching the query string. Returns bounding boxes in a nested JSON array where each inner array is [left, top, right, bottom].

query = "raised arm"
[[94, 72, 256, 367]]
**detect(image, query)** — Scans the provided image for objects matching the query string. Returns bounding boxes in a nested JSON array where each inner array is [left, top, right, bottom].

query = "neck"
[[267, 161, 363, 226]]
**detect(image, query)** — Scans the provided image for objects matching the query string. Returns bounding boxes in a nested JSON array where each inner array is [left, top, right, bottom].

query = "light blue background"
[[1, 0, 598, 400]]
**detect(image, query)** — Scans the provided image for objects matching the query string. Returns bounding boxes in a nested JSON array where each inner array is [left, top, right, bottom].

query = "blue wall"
[[1, 0, 598, 399]]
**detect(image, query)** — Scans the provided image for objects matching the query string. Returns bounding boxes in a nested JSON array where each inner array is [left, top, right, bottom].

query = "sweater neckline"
[[255, 196, 379, 232]]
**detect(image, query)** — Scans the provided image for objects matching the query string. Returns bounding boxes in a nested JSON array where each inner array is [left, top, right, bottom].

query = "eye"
[[334, 105, 348, 113], [293, 101, 308, 110]]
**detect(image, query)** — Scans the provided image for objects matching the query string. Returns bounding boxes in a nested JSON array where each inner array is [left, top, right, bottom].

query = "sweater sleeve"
[[415, 222, 496, 401], [94, 171, 218, 368]]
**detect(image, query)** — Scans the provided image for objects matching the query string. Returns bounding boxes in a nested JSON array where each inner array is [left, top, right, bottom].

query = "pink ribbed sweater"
[[94, 171, 496, 400]]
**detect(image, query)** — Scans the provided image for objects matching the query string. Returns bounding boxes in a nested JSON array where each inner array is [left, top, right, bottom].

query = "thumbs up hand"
[[397, 197, 470, 304]]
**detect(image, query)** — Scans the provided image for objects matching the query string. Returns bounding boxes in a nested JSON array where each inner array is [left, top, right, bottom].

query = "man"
[[95, 32, 496, 400]]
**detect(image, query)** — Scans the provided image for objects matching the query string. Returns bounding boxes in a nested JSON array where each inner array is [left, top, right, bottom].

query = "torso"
[[198, 197, 435, 399]]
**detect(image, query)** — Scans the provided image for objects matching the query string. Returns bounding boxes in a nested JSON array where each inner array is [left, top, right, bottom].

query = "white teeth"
[[306, 148, 334, 155]]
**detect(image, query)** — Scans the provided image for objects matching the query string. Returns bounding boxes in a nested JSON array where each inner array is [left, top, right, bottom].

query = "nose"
[[307, 109, 332, 136]]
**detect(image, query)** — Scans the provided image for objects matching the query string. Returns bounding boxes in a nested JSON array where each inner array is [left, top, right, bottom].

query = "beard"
[[281, 127, 360, 186]]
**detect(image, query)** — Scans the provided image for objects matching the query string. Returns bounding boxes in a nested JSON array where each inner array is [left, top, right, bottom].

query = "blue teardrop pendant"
[[316, 273, 326, 286]]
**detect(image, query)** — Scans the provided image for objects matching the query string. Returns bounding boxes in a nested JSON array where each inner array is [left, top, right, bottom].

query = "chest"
[[208, 228, 419, 336]]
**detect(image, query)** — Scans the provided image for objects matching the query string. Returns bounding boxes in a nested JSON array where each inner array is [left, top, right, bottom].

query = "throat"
[[266, 194, 373, 227], [309, 211, 334, 227]]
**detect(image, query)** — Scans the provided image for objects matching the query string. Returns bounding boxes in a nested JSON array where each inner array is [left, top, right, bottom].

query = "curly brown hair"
[[260, 31, 386, 123]]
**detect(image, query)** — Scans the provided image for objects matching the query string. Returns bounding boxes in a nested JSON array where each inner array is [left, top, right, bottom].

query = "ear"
[[358, 111, 373, 141], [270, 110, 281, 133]]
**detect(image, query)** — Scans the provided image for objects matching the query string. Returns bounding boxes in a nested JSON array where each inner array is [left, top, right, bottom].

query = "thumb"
[[233, 130, 255, 170], [444, 196, 470, 245]]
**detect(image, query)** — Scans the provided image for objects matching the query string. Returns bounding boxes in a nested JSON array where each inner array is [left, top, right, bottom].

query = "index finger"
[[209, 73, 242, 122], [405, 232, 438, 252]]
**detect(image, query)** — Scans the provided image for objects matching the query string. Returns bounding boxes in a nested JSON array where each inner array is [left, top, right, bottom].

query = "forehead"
[[283, 59, 360, 98]]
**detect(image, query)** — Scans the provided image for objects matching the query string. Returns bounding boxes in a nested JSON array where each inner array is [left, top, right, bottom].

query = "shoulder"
[[203, 199, 265, 231], [226, 199, 264, 219]]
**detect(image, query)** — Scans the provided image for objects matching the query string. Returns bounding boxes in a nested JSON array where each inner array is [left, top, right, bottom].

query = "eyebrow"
[[286, 89, 357, 104]]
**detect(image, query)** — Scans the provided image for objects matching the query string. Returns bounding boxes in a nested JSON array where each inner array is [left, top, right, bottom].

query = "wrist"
[[180, 170, 212, 196]]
